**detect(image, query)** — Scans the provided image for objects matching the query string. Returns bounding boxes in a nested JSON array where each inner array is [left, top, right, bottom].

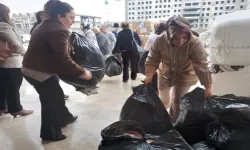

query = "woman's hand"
[[142, 74, 154, 85], [79, 70, 92, 80], [0, 41, 14, 61]]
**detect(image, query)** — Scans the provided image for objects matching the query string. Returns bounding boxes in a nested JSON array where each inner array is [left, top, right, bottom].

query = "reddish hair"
[[0, 3, 11, 24]]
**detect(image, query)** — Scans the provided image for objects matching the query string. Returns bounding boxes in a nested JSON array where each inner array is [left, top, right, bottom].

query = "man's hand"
[[204, 84, 213, 99], [79, 70, 92, 80]]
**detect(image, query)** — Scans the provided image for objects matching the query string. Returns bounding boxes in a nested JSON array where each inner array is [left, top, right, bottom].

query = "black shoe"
[[60, 115, 78, 128], [123, 79, 128, 83], [42, 134, 67, 141], [64, 95, 69, 100]]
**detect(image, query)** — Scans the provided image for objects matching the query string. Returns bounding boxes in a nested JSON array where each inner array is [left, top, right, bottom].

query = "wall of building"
[[125, 0, 247, 29]]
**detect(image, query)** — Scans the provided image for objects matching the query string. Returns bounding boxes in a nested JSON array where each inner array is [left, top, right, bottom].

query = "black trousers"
[[0, 68, 23, 113], [122, 50, 140, 81], [24, 76, 73, 139]]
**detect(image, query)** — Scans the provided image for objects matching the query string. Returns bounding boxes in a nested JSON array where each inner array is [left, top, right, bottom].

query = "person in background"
[[0, 3, 33, 117], [144, 22, 166, 93], [30, 11, 46, 34], [112, 23, 119, 38], [144, 16, 212, 123], [22, 0, 92, 141], [113, 21, 141, 82], [80, 22, 99, 49], [92, 27, 110, 59], [100, 25, 116, 55]]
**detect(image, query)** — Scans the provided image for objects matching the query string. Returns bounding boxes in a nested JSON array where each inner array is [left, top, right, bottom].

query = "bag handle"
[[130, 29, 135, 39]]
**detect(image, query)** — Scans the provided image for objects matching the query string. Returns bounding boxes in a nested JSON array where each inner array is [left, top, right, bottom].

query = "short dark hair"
[[44, 0, 74, 18], [36, 11, 44, 22], [0, 3, 11, 24], [121, 22, 129, 29], [113, 23, 119, 28], [155, 22, 166, 35]]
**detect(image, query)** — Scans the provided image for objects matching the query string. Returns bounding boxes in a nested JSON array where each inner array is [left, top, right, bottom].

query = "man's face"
[[100, 28, 106, 33], [59, 10, 75, 29]]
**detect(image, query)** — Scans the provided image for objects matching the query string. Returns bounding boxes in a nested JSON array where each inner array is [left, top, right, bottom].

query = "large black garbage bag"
[[205, 121, 231, 149], [150, 130, 193, 150], [98, 120, 156, 150], [99, 121, 193, 150], [175, 87, 213, 144], [120, 84, 173, 135], [59, 32, 105, 89], [222, 127, 250, 150], [138, 51, 149, 75], [192, 141, 217, 150], [105, 55, 122, 77]]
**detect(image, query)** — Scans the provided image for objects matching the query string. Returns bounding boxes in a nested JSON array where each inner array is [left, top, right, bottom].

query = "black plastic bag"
[[150, 130, 193, 150], [175, 88, 213, 144], [205, 121, 231, 149], [192, 141, 217, 150], [138, 51, 149, 75], [59, 32, 105, 89], [99, 121, 193, 150], [99, 120, 156, 150], [105, 56, 122, 77], [222, 127, 250, 150], [120, 84, 173, 135]]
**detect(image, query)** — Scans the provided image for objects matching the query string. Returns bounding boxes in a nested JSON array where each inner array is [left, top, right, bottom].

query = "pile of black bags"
[[175, 87, 250, 150], [99, 84, 250, 150], [59, 32, 105, 90], [105, 55, 122, 77], [99, 120, 193, 150]]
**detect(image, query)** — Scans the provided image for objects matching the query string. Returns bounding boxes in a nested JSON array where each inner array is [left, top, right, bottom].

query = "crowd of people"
[[0, 0, 213, 142]]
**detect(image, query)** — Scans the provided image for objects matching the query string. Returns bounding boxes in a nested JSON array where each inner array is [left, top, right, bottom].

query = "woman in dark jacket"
[[113, 21, 142, 82], [22, 0, 92, 141]]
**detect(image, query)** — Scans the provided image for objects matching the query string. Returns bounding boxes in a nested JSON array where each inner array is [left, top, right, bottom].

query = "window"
[[207, 13, 209, 16], [164, 5, 166, 8], [129, 12, 131, 15], [175, 4, 177, 7], [146, 1, 148, 4], [227, 0, 230, 3], [168, 0, 170, 2], [150, 1, 152, 4], [193, 2, 199, 5], [216, 1, 219, 4], [233, 0, 236, 2], [163, 15, 166, 17], [155, 11, 158, 13], [138, 2, 140, 4], [231, 6, 234, 9], [132, 12, 135, 14], [185, 3, 191, 6], [138, 17, 140, 19], [205, 24, 208, 28], [178, 9, 181, 12], [159, 16, 161, 18], [138, 7, 140, 9], [214, 13, 217, 15], [221, 1, 224, 4], [132, 7, 135, 10], [132, 17, 134, 19], [215, 7, 218, 10], [226, 6, 229, 9], [160, 0, 162, 2], [208, 2, 211, 4], [164, 0, 167, 2], [206, 19, 209, 21], [146, 6, 148, 9], [207, 8, 210, 10], [241, 0, 244, 2], [202, 14, 204, 16], [129, 8, 131, 10], [240, 5, 244, 9], [203, 2, 206, 5], [150, 6, 152, 9], [142, 7, 144, 9], [164, 10, 166, 13], [129, 17, 131, 20], [179, 4, 181, 7], [174, 10, 176, 12], [146, 16, 148, 19], [155, 16, 158, 18], [175, 0, 177, 2], [159, 11, 162, 13], [142, 2, 144, 4], [200, 24, 203, 27], [149, 16, 151, 18], [203, 8, 205, 10], [156, 6, 158, 8], [156, 1, 158, 3], [168, 10, 170, 13], [219, 12, 222, 15], [129, 3, 131, 5], [146, 11, 148, 14], [220, 7, 223, 10], [168, 5, 170, 7], [201, 19, 203, 21], [138, 12, 140, 14], [159, 5, 162, 8], [142, 12, 144, 14]]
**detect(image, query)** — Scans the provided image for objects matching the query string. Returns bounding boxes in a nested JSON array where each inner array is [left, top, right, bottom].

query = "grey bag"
[[131, 30, 145, 54]]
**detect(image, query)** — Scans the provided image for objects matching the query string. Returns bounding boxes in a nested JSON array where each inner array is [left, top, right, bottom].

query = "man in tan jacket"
[[144, 16, 213, 123]]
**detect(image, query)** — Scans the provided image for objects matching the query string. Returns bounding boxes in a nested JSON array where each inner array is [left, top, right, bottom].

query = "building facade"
[[125, 0, 247, 29], [247, 0, 250, 9]]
